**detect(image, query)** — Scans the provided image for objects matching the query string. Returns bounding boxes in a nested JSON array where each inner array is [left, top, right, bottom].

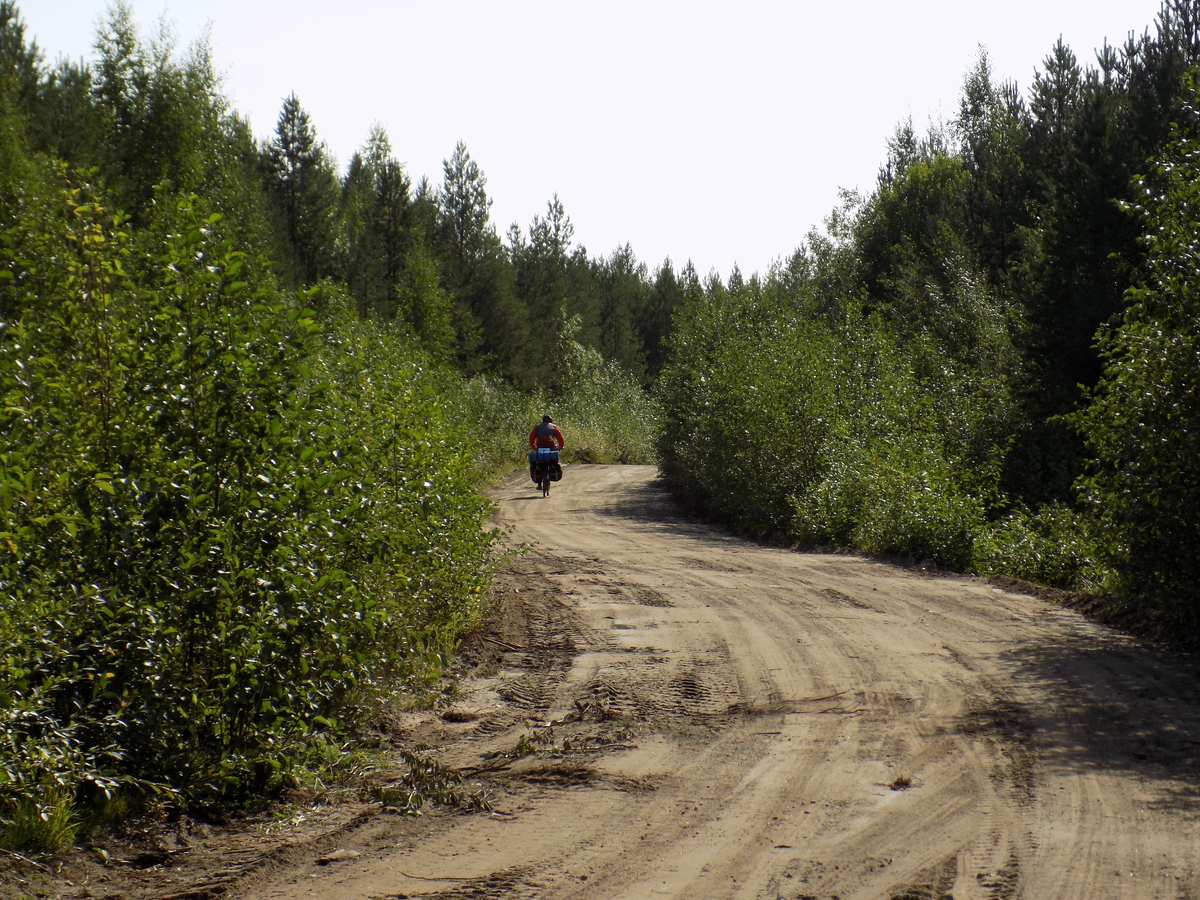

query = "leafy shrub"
[[658, 274, 1002, 564], [846, 456, 984, 569], [657, 281, 835, 536], [1070, 86, 1200, 627], [448, 320, 659, 475], [0, 174, 500, 830], [545, 329, 659, 465], [314, 309, 498, 672], [973, 504, 1099, 589]]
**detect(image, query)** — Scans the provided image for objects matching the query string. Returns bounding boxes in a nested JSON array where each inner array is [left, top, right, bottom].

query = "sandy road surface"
[[229, 464, 1200, 900]]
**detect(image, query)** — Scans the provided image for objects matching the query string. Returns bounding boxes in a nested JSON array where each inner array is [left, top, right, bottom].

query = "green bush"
[[658, 275, 1001, 564], [447, 319, 659, 475], [0, 175, 500, 826], [973, 504, 1099, 590], [657, 282, 835, 536], [846, 457, 984, 569]]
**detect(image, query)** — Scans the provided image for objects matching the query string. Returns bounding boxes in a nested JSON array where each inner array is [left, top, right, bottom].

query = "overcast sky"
[[23, 1, 1166, 279]]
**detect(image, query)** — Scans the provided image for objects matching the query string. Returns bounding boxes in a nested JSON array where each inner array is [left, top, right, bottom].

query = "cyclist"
[[528, 415, 565, 484]]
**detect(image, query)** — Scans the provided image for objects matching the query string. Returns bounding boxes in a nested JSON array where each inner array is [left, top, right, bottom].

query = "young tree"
[[435, 141, 523, 374], [522, 194, 574, 323], [0, 1, 41, 113], [340, 126, 457, 360], [262, 93, 339, 284], [343, 125, 410, 317], [1073, 84, 1200, 627], [92, 3, 207, 216], [643, 259, 684, 377], [0, 1, 37, 210], [88, 1, 269, 254], [595, 243, 649, 378], [437, 140, 492, 284], [28, 59, 106, 167], [513, 195, 577, 384]]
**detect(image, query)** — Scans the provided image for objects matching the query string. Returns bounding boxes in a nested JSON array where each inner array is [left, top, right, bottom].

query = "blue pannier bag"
[[530, 448, 559, 465]]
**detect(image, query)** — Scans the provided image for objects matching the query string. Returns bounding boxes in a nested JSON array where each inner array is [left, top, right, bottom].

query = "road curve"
[[248, 464, 1200, 900]]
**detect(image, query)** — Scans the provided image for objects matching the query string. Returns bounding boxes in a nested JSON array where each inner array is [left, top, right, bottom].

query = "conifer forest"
[[1, 0, 1200, 858]]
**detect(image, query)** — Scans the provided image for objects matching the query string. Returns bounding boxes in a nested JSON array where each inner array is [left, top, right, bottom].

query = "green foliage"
[[508, 195, 576, 386], [1, 184, 340, 797], [974, 504, 1099, 589], [0, 0, 668, 854], [337, 128, 458, 364], [262, 93, 340, 285], [92, 3, 261, 233], [12, 0, 1200, 849], [0, 175, 500, 829], [0, 1, 40, 114], [402, 245, 456, 365], [447, 317, 659, 475], [312, 304, 499, 668], [657, 271, 997, 565], [545, 319, 660, 465], [342, 126, 413, 317], [1071, 84, 1200, 626], [435, 141, 518, 374], [0, 786, 76, 855], [594, 244, 650, 380], [657, 10, 1200, 598], [952, 11, 1200, 507], [657, 277, 833, 535]]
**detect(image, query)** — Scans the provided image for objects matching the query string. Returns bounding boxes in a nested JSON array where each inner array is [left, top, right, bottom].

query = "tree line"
[[7, 2, 684, 389], [3, 0, 1200, 856], [0, 0, 659, 851], [658, 0, 1200, 633]]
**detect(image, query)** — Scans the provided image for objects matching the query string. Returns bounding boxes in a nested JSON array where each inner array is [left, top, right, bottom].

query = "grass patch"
[[0, 788, 77, 856]]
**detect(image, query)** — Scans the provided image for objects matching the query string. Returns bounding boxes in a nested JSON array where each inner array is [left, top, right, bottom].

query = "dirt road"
[[36, 465, 1199, 900], [233, 464, 1200, 900]]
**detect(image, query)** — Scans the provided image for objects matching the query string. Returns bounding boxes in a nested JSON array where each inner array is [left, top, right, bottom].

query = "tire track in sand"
[[239, 465, 1200, 900]]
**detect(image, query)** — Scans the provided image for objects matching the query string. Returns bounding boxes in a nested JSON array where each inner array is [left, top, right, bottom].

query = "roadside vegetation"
[[2, 0, 1199, 860], [659, 2, 1200, 632], [0, 1, 657, 853]]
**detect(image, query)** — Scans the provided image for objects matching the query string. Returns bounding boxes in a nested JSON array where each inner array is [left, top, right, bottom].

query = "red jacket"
[[529, 422, 565, 450]]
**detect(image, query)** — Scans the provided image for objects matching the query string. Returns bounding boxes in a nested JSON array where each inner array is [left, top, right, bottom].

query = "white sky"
[[23, 1, 1166, 279]]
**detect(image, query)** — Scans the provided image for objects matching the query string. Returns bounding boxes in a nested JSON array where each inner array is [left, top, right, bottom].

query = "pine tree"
[[0, 1, 41, 112], [342, 126, 412, 318], [262, 93, 339, 284], [523, 194, 574, 325], [0, 1, 36, 211], [437, 142, 525, 376], [595, 243, 649, 378], [643, 260, 684, 377], [513, 195, 577, 385], [27, 59, 105, 167], [437, 140, 493, 285], [88, 0, 267, 247]]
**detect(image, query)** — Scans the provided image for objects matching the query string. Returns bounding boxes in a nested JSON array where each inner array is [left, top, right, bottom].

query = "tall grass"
[[448, 335, 659, 476]]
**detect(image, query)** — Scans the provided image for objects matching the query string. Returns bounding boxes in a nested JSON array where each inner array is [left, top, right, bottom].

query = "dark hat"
[[542, 415, 553, 423]]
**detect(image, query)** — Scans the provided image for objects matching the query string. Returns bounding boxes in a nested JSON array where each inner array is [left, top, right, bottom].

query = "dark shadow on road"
[[999, 623, 1200, 814], [589, 473, 749, 548]]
